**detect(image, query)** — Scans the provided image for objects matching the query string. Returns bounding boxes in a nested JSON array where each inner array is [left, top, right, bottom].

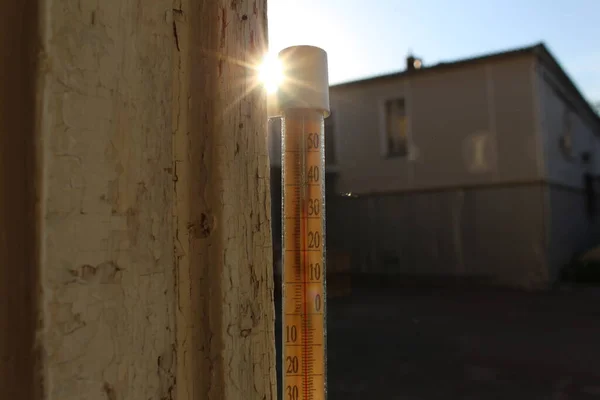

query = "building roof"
[[331, 42, 600, 129]]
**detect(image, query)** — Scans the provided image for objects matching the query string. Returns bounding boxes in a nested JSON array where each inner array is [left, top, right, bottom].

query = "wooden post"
[[172, 0, 276, 398], [0, 0, 275, 399]]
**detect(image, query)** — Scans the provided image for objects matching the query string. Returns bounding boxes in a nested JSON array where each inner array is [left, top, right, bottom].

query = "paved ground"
[[275, 285, 600, 399]]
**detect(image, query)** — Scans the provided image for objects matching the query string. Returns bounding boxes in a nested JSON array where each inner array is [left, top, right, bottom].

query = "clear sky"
[[268, 0, 600, 103]]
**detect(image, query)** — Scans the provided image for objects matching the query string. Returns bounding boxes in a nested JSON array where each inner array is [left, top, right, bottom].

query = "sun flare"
[[258, 53, 284, 94]]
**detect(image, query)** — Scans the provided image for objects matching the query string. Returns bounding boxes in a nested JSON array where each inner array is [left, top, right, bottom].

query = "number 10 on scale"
[[282, 109, 327, 400]]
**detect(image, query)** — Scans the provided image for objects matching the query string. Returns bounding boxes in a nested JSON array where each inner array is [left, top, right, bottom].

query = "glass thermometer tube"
[[281, 108, 327, 400]]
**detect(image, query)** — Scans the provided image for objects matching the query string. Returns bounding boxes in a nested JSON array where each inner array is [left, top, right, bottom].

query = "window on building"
[[325, 111, 336, 165], [559, 108, 574, 159], [384, 98, 408, 157]]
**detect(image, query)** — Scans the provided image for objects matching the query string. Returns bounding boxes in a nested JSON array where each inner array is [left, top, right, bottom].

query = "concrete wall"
[[326, 185, 549, 289], [534, 60, 600, 279], [535, 64, 600, 187], [328, 55, 540, 194], [535, 62, 600, 186]]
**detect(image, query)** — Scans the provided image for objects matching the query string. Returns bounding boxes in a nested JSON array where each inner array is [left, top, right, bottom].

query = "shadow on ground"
[[275, 285, 600, 399]]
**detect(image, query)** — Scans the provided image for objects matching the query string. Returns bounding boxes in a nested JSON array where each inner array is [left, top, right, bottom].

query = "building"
[[269, 43, 600, 290]]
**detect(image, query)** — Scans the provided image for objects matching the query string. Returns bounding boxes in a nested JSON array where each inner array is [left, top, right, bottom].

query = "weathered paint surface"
[[172, 0, 276, 399], [6, 0, 275, 399], [40, 1, 177, 398]]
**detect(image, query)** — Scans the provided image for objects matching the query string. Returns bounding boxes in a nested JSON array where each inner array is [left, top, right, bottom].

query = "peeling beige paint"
[[40, 1, 176, 398], [38, 0, 275, 399], [172, 0, 276, 398]]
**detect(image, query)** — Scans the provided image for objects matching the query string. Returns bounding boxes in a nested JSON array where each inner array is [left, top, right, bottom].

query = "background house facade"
[[269, 43, 600, 289]]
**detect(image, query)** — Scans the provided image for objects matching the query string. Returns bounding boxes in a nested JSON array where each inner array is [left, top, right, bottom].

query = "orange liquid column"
[[281, 109, 326, 400]]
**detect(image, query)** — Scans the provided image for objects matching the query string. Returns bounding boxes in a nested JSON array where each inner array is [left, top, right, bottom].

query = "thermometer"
[[272, 45, 330, 400]]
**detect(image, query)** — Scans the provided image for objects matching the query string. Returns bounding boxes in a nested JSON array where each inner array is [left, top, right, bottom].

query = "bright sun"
[[258, 53, 284, 94]]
